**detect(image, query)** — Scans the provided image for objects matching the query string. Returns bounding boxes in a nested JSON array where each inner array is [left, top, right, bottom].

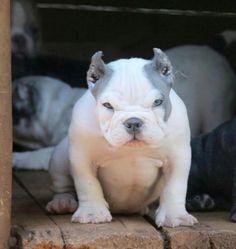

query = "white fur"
[[47, 58, 197, 227], [169, 45, 235, 136], [221, 30, 236, 45], [13, 147, 53, 171]]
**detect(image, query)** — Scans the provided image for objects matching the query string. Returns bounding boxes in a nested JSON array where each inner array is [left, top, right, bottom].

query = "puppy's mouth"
[[125, 136, 147, 147]]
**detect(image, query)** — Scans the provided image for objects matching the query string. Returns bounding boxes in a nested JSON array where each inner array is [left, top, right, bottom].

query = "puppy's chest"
[[96, 153, 165, 213], [98, 155, 161, 181]]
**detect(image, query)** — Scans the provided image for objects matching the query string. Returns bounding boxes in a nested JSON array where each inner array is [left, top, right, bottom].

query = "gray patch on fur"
[[87, 51, 113, 98], [144, 48, 174, 121], [186, 194, 215, 211], [90, 69, 113, 98], [12, 78, 40, 126]]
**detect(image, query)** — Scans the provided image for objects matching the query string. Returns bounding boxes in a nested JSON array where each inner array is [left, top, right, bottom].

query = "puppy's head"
[[87, 49, 174, 148], [11, 0, 41, 58]]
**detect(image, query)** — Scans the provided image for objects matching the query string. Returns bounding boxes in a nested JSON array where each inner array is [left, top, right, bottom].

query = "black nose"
[[123, 117, 143, 134]]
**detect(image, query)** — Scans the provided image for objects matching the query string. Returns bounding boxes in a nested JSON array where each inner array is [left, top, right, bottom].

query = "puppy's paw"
[[46, 193, 77, 214], [155, 207, 198, 227], [72, 204, 112, 224], [186, 194, 215, 211]]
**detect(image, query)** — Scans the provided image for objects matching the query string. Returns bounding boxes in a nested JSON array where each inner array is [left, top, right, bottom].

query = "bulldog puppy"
[[13, 76, 86, 169], [11, 0, 41, 58], [46, 49, 198, 227], [187, 118, 236, 222]]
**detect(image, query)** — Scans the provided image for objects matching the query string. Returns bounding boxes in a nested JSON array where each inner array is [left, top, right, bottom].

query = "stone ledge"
[[159, 212, 236, 249], [11, 171, 236, 249]]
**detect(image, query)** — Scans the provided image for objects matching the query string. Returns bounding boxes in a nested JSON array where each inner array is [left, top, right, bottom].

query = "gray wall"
[[36, 1, 236, 62]]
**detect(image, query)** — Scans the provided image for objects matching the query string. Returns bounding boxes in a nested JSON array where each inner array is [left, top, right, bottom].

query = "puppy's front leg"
[[156, 145, 198, 227], [69, 146, 112, 224]]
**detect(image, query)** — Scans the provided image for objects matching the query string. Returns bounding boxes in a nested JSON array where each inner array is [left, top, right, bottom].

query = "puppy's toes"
[[72, 204, 112, 224], [156, 208, 198, 228], [158, 213, 198, 228], [178, 213, 198, 227], [46, 193, 77, 214]]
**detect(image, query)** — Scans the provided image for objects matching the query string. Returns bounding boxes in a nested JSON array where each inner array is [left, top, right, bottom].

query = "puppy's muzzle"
[[123, 117, 143, 135]]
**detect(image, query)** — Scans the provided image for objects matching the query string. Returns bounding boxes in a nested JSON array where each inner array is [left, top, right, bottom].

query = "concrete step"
[[11, 171, 236, 249]]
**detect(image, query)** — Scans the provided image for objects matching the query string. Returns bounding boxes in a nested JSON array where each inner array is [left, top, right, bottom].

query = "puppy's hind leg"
[[46, 193, 77, 214], [46, 171, 77, 214], [46, 138, 77, 214]]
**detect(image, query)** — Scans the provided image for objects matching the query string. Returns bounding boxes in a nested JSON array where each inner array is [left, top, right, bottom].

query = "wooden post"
[[0, 0, 12, 248]]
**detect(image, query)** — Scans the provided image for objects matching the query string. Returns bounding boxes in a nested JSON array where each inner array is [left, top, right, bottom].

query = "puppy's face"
[[11, 0, 40, 58], [87, 50, 173, 148], [97, 85, 167, 147]]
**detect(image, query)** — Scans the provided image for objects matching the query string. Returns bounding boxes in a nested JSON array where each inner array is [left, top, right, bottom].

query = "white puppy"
[[13, 76, 86, 170], [46, 49, 198, 227], [167, 45, 236, 136]]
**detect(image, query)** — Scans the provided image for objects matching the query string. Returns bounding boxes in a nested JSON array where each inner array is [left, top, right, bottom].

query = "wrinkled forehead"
[[96, 58, 170, 101], [107, 59, 152, 98]]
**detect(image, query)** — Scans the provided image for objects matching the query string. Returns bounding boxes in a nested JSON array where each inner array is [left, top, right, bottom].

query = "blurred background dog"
[[11, 0, 41, 59], [11, 0, 89, 84]]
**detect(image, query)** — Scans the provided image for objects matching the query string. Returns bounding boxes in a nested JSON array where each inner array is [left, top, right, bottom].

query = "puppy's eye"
[[161, 66, 171, 76], [103, 102, 114, 110], [153, 99, 163, 107]]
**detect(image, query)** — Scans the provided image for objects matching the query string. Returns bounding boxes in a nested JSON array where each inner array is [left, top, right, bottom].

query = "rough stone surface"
[[161, 212, 236, 249], [12, 171, 236, 249], [11, 180, 64, 249], [12, 172, 163, 249]]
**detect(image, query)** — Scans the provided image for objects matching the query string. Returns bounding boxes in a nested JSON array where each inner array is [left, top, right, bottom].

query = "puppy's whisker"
[[173, 69, 188, 79]]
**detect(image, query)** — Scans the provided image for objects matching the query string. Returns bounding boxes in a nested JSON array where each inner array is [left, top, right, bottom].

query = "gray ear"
[[153, 48, 173, 80], [87, 51, 107, 89]]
